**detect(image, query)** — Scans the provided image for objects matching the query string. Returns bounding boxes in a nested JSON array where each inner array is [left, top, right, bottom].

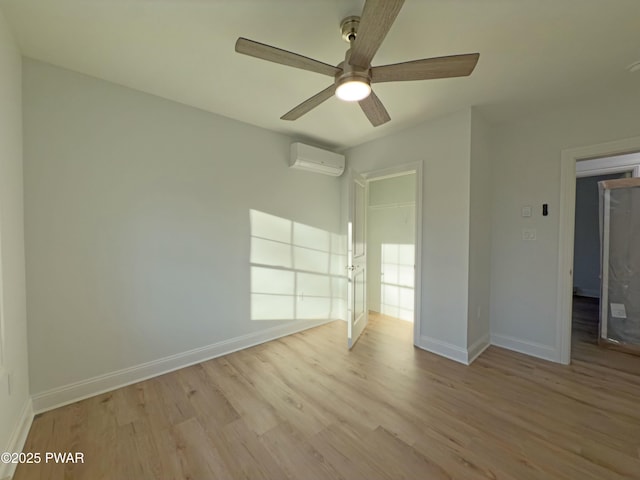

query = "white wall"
[[368, 174, 416, 206], [467, 110, 492, 354], [490, 88, 640, 361], [23, 59, 342, 404], [367, 174, 416, 316], [347, 110, 472, 357], [0, 9, 31, 477]]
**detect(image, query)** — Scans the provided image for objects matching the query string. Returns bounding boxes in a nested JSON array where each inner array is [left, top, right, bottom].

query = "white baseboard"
[[490, 333, 558, 362], [416, 333, 491, 365], [467, 334, 490, 364], [416, 335, 469, 364], [31, 319, 332, 414], [0, 399, 34, 480]]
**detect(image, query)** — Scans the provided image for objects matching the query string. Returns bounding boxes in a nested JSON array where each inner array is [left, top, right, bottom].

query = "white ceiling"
[[1, 0, 639, 149]]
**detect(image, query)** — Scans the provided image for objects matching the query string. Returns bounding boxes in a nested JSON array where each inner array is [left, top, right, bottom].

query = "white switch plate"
[[611, 303, 627, 318], [522, 228, 536, 241], [522, 206, 532, 217]]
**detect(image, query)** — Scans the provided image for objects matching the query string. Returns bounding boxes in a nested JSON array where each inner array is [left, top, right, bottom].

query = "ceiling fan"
[[235, 0, 479, 127]]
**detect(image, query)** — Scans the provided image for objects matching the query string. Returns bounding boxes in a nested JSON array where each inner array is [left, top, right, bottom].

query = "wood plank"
[[175, 364, 240, 428], [200, 356, 280, 436], [170, 417, 232, 479], [259, 421, 344, 480], [205, 418, 288, 480], [599, 177, 640, 189]]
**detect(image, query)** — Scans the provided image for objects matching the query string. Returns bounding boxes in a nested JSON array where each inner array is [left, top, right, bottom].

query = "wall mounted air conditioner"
[[289, 142, 345, 177]]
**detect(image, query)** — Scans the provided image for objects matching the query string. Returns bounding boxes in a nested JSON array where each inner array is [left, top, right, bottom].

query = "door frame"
[[361, 161, 423, 345], [557, 136, 640, 364]]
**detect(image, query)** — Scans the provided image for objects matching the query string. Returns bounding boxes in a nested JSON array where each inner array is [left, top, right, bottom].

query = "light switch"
[[522, 206, 532, 217], [522, 228, 536, 241]]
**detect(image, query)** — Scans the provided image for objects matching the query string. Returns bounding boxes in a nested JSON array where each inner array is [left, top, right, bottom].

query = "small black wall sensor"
[[543, 204, 548, 216]]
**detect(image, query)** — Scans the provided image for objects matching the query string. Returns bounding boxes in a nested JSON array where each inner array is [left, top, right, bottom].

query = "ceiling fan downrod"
[[340, 16, 360, 43]]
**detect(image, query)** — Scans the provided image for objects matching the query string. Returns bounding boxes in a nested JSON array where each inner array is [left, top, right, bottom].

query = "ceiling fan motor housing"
[[336, 56, 371, 88]]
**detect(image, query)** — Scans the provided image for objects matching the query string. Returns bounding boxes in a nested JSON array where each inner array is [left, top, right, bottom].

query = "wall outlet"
[[522, 228, 537, 241]]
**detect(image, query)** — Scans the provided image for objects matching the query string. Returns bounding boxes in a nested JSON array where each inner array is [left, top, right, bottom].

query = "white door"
[[347, 171, 368, 348]]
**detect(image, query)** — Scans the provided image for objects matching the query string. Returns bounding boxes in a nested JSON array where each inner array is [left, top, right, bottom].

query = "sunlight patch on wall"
[[381, 243, 414, 322], [250, 210, 346, 321]]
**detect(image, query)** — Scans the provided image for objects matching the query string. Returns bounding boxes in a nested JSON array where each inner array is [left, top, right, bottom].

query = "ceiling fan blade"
[[371, 53, 480, 83], [235, 38, 340, 77], [349, 0, 405, 69], [358, 91, 390, 127], [281, 84, 337, 121]]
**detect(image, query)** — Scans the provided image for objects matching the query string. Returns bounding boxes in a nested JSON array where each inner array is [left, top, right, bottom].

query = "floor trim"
[[31, 319, 332, 414], [0, 399, 34, 480], [490, 333, 557, 363], [417, 333, 491, 365], [467, 334, 491, 364], [417, 335, 469, 364]]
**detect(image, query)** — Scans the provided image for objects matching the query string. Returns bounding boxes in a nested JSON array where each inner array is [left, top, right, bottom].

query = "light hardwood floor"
[[14, 313, 640, 480]]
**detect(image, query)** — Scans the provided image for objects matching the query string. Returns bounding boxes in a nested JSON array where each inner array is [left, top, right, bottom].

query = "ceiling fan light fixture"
[[335, 77, 371, 102]]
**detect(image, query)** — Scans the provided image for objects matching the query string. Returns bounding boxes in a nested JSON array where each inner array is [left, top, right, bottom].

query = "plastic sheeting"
[[599, 178, 640, 347]]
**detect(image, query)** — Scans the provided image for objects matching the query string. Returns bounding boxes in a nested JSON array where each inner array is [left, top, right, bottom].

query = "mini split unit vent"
[[289, 142, 345, 176]]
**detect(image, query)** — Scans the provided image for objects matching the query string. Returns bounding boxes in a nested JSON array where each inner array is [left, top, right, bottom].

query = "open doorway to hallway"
[[366, 172, 417, 332], [571, 155, 639, 366], [559, 139, 640, 365], [572, 172, 626, 351]]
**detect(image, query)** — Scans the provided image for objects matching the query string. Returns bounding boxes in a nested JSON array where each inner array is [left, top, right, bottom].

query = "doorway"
[[367, 172, 416, 321], [572, 172, 628, 359], [558, 143, 640, 364], [361, 163, 422, 345]]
